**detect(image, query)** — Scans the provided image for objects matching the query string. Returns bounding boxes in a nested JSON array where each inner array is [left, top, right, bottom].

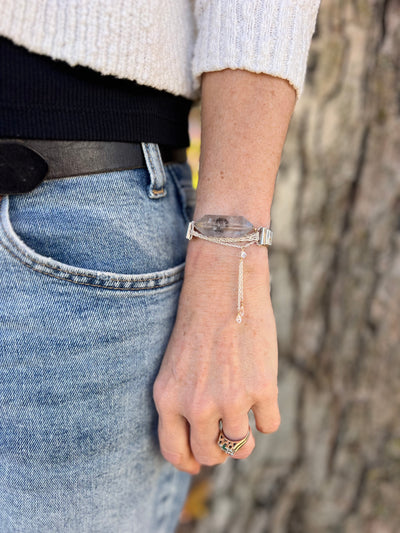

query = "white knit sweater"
[[0, 0, 320, 99]]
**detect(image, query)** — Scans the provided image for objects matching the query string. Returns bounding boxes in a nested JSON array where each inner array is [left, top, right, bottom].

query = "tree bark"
[[182, 0, 400, 531]]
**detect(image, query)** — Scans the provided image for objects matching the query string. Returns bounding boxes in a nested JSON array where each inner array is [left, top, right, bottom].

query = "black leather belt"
[[0, 140, 187, 195]]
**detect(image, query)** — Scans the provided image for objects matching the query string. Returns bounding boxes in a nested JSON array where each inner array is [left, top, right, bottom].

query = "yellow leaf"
[[180, 479, 211, 523]]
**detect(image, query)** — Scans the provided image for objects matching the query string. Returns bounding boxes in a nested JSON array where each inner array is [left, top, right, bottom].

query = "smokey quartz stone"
[[194, 215, 255, 238]]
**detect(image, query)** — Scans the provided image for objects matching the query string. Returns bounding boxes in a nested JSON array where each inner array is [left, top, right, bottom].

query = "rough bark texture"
[[180, 1, 400, 531]]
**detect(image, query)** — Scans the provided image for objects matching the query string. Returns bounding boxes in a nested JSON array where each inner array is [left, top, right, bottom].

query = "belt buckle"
[[0, 142, 49, 195]]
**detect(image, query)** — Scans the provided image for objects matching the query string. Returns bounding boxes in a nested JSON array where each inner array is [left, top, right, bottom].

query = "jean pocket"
[[0, 168, 189, 291]]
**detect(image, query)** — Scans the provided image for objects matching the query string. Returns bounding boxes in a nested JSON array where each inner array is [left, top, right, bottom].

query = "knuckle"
[[228, 397, 246, 415], [223, 423, 248, 440], [256, 382, 278, 403], [152, 380, 165, 408], [153, 384, 176, 416], [188, 401, 215, 425], [227, 428, 241, 440], [195, 453, 226, 467], [220, 392, 247, 417], [160, 448, 189, 470], [257, 414, 281, 434]]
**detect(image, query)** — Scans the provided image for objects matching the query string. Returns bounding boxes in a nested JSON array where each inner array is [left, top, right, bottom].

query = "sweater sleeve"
[[192, 0, 320, 98]]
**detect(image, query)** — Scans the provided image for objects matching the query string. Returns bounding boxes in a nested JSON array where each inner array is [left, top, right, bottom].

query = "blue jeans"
[[0, 144, 195, 532]]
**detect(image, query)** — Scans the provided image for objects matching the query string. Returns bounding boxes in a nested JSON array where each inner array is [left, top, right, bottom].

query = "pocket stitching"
[[0, 237, 184, 291], [0, 199, 185, 290]]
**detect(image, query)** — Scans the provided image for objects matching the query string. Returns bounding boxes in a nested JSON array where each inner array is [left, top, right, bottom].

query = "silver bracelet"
[[186, 215, 273, 323]]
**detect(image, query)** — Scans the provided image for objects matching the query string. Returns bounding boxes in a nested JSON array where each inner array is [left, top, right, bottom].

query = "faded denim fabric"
[[0, 155, 195, 532]]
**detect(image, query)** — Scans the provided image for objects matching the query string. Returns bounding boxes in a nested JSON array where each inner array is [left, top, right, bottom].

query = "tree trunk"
[[181, 1, 400, 531]]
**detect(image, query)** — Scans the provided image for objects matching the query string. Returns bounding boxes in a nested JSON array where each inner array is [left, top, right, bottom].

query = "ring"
[[217, 421, 250, 456]]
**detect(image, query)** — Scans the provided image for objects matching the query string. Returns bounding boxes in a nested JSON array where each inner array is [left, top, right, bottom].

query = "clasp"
[[257, 227, 273, 246]]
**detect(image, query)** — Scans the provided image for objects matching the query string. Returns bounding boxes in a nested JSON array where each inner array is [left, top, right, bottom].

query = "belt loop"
[[141, 143, 167, 199]]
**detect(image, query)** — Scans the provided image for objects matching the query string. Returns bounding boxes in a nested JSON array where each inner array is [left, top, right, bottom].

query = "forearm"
[[193, 69, 296, 226], [185, 68, 296, 289]]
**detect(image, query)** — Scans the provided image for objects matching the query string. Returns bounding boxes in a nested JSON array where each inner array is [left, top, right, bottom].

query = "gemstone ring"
[[217, 421, 250, 456]]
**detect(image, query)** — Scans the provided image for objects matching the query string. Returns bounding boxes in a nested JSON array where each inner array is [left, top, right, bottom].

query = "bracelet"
[[186, 215, 273, 323]]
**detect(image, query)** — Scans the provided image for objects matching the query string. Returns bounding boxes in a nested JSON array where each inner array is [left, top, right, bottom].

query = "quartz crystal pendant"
[[194, 215, 255, 238]]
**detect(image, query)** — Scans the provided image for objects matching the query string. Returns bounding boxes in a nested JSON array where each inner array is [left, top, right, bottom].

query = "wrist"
[[183, 214, 272, 322], [185, 237, 270, 285], [181, 241, 271, 323]]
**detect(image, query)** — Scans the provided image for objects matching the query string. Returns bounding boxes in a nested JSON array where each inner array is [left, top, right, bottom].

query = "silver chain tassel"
[[186, 216, 273, 324], [236, 248, 247, 323]]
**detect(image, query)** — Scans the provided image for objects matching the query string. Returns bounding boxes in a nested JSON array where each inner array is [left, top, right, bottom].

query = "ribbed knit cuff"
[[0, 0, 197, 98], [192, 0, 320, 97]]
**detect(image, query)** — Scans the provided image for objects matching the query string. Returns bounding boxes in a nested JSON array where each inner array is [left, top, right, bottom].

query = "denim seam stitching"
[[0, 237, 184, 291], [167, 165, 191, 226], [0, 214, 184, 285]]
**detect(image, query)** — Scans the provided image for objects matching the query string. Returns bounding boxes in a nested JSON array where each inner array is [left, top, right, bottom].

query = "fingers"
[[219, 413, 255, 460], [155, 386, 280, 471], [189, 414, 254, 464], [158, 406, 278, 469], [157, 413, 201, 474], [251, 393, 281, 435], [189, 416, 227, 466], [157, 399, 280, 471]]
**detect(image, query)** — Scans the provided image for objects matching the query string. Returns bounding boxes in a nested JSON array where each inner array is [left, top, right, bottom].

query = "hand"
[[153, 240, 281, 474]]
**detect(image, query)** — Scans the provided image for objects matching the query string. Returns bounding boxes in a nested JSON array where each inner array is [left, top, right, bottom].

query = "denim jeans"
[[0, 144, 195, 532]]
